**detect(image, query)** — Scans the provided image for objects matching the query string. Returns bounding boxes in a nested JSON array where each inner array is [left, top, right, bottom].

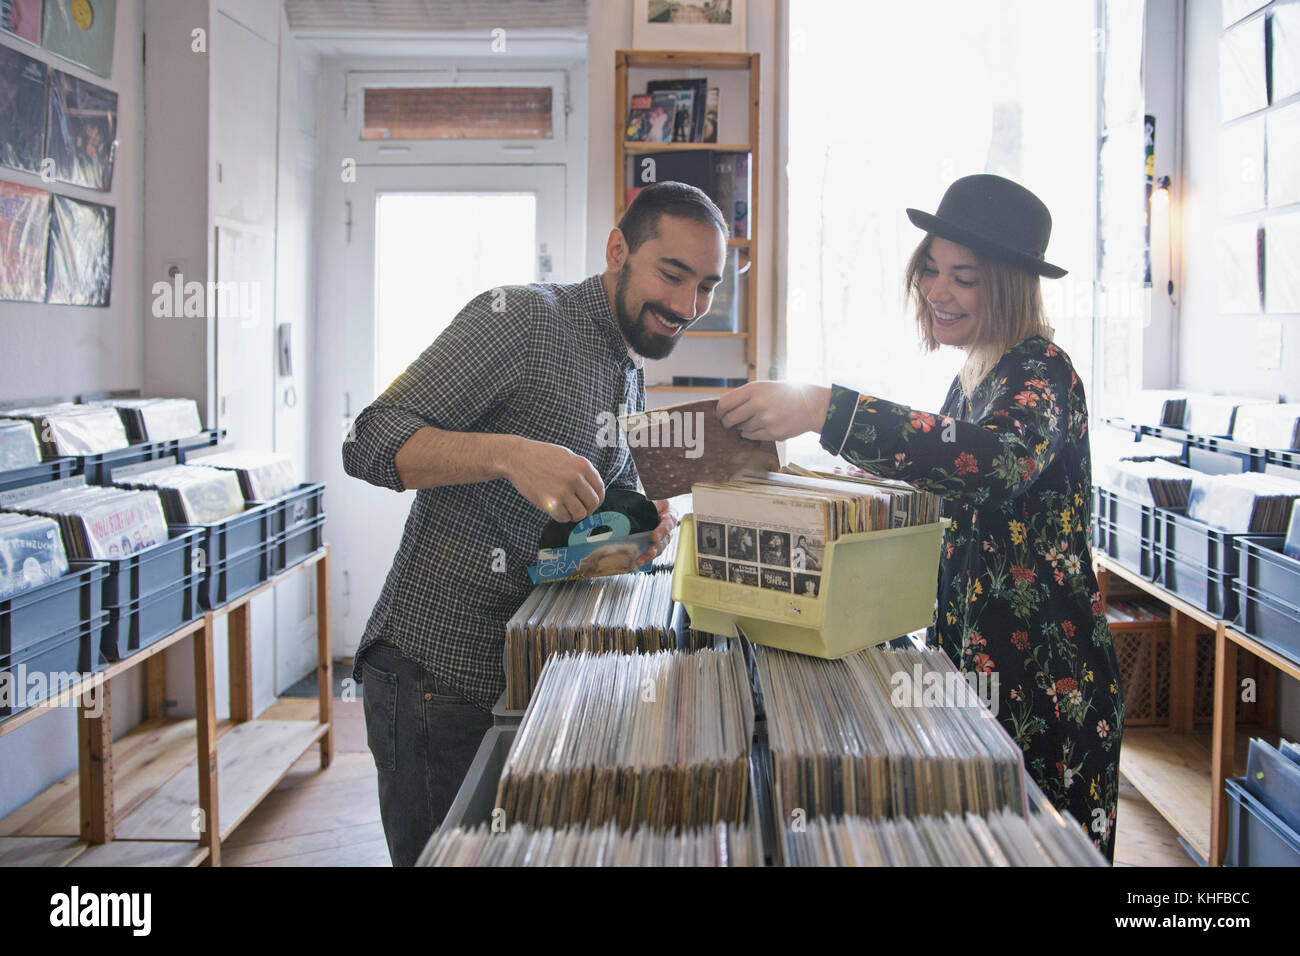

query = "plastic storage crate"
[[75, 429, 224, 485], [1095, 488, 1162, 580], [99, 570, 204, 661], [198, 541, 272, 610], [1234, 535, 1300, 607], [73, 527, 205, 608], [1233, 582, 1300, 666], [260, 482, 325, 538], [268, 515, 325, 574], [1158, 511, 1282, 620], [490, 692, 524, 728], [0, 563, 107, 665], [1223, 777, 1300, 867], [0, 457, 75, 493], [0, 612, 109, 718], [672, 514, 948, 658], [178, 501, 276, 570]]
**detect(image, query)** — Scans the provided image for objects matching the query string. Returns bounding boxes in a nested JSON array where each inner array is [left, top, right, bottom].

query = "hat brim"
[[906, 209, 1068, 279]]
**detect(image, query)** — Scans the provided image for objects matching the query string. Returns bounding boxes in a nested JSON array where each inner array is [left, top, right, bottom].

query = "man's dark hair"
[[618, 181, 729, 253]]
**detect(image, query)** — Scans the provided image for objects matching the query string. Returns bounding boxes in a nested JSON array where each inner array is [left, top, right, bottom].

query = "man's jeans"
[[359, 641, 491, 866]]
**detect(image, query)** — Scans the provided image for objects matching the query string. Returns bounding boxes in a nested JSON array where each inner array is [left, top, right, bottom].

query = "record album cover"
[[0, 43, 47, 173], [0, 179, 51, 302], [1, 0, 43, 44], [41, 0, 114, 77], [47, 192, 112, 305], [45, 67, 116, 190]]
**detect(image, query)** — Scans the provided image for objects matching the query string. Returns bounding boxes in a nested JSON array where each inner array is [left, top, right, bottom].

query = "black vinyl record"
[[538, 489, 658, 550]]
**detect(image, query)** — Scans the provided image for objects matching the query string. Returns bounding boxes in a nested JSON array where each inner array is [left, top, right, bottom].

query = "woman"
[[718, 174, 1124, 861]]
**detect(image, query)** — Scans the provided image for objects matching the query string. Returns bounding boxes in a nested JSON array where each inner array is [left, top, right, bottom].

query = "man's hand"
[[504, 438, 605, 522], [635, 498, 678, 566], [716, 382, 833, 442]]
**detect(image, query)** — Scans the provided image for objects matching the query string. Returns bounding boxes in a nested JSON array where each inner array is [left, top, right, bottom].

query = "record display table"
[[0, 546, 332, 867], [1094, 551, 1294, 866]]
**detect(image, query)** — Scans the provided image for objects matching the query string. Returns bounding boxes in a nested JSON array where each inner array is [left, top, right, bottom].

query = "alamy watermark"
[[598, 404, 705, 459], [0, 666, 104, 718], [889, 663, 1000, 717]]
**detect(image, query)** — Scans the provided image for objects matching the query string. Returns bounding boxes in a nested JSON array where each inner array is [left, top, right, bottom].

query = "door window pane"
[[374, 192, 536, 392], [363, 86, 553, 140]]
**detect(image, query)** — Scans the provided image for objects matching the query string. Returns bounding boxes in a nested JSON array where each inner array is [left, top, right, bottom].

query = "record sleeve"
[[45, 68, 117, 190], [0, 43, 47, 173], [47, 193, 112, 306], [0, 179, 51, 302], [1, 0, 43, 44], [41, 0, 115, 77], [0, 512, 68, 599], [0, 418, 42, 470]]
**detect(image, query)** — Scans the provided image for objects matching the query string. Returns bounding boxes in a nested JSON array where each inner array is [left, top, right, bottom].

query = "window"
[[786, 0, 1098, 465]]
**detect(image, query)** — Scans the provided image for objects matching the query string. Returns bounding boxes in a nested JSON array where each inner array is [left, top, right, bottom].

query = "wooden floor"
[[221, 695, 390, 867], [226, 697, 1196, 867]]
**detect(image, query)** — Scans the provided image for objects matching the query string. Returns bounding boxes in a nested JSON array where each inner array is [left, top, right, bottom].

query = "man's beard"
[[614, 264, 685, 360]]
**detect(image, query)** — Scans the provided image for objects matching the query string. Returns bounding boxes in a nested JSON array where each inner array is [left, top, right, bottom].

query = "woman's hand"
[[635, 498, 678, 566], [716, 382, 832, 442]]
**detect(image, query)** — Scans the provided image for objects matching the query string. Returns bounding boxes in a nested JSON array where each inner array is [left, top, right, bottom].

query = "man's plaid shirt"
[[342, 275, 645, 711]]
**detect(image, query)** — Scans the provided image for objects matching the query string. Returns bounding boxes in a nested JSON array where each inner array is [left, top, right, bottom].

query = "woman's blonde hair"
[[904, 235, 1055, 397]]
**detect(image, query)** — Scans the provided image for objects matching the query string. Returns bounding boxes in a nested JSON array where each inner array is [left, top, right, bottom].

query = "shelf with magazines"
[[1094, 550, 1296, 865], [0, 548, 332, 868], [615, 49, 761, 394]]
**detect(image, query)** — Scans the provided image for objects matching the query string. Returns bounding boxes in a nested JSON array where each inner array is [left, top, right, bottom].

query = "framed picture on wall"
[[632, 0, 746, 52]]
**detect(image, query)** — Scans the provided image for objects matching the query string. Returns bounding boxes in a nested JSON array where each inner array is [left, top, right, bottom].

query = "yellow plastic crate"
[[672, 513, 949, 658]]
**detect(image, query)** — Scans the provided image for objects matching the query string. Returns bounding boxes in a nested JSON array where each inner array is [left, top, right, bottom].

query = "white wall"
[[0, 0, 145, 403], [0, 0, 150, 818]]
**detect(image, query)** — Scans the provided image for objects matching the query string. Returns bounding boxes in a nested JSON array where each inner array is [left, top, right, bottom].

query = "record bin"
[[1094, 487, 1162, 581], [257, 482, 325, 538], [0, 457, 76, 494], [1231, 536, 1300, 665], [671, 513, 949, 659], [1, 562, 107, 667], [1223, 778, 1300, 867], [98, 570, 204, 661], [196, 539, 274, 610], [1158, 510, 1282, 620], [1, 612, 109, 718], [75, 428, 225, 485]]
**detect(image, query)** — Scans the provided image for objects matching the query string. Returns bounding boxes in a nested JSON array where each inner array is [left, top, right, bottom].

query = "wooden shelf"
[[1223, 625, 1300, 681], [620, 50, 755, 69], [1120, 725, 1268, 864], [1093, 553, 1220, 631], [623, 141, 752, 154], [0, 547, 333, 866], [114, 719, 328, 842]]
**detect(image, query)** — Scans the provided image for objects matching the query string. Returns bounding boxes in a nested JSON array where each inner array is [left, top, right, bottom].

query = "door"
[[324, 163, 567, 656]]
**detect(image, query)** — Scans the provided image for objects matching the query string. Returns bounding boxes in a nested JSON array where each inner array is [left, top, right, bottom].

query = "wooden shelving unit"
[[0, 546, 333, 867], [1094, 550, 1296, 865], [615, 49, 761, 383]]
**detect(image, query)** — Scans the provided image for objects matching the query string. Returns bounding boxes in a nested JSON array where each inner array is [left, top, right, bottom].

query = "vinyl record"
[[537, 489, 658, 550]]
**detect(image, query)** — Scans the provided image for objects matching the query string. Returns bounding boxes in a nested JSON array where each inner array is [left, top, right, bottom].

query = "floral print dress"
[[819, 335, 1124, 861]]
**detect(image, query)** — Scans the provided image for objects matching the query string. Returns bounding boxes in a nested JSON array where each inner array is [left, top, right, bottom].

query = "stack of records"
[[193, 449, 299, 501], [1186, 472, 1300, 533], [12, 484, 168, 559], [754, 643, 1026, 821], [87, 398, 203, 443], [1231, 403, 1300, 450], [1182, 394, 1274, 437], [496, 645, 754, 830], [1105, 598, 1168, 625], [419, 821, 757, 867], [1123, 389, 1188, 429], [4, 403, 128, 456], [781, 810, 1106, 866], [692, 468, 943, 599], [0, 513, 69, 600], [1099, 457, 1196, 509], [0, 419, 42, 471], [504, 569, 704, 708], [115, 464, 245, 525]]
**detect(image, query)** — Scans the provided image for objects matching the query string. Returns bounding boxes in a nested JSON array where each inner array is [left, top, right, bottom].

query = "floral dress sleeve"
[[818, 346, 1073, 505]]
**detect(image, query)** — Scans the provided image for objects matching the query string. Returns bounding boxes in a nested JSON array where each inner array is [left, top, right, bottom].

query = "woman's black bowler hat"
[[906, 174, 1068, 279]]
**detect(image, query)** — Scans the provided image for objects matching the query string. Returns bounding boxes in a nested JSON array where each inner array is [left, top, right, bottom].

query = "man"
[[342, 181, 729, 865]]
